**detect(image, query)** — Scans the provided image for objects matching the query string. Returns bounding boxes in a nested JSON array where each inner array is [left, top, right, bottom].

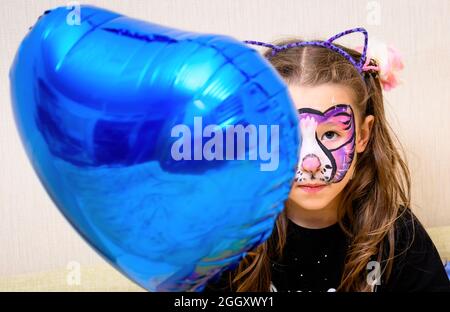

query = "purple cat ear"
[[326, 27, 368, 73], [243, 27, 369, 75]]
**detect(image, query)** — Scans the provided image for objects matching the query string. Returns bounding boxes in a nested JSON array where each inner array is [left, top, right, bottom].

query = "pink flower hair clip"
[[357, 40, 404, 91]]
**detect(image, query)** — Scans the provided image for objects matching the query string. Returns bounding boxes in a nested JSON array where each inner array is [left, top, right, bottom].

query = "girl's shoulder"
[[393, 206, 421, 246], [393, 206, 444, 261], [380, 206, 450, 291]]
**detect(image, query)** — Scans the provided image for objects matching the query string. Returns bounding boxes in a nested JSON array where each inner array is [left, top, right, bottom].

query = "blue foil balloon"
[[10, 6, 300, 291]]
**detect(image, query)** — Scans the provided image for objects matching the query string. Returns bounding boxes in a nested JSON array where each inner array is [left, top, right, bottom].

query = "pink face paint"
[[296, 104, 356, 184]]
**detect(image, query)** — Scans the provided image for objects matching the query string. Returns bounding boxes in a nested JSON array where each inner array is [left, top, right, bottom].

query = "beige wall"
[[0, 0, 449, 277]]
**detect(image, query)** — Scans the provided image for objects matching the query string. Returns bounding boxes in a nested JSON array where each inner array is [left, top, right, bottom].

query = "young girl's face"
[[288, 83, 373, 212]]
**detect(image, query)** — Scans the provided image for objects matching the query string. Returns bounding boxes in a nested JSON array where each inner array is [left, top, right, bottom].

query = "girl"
[[204, 28, 450, 292]]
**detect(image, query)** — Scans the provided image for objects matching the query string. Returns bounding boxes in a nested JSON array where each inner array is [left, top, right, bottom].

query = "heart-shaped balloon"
[[10, 5, 299, 291]]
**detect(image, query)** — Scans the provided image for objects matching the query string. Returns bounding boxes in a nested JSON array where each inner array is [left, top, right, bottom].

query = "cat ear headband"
[[244, 27, 404, 91]]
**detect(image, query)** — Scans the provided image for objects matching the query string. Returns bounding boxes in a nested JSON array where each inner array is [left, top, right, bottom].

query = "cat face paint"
[[296, 104, 356, 184]]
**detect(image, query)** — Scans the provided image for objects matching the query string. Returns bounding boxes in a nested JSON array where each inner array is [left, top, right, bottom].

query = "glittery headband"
[[244, 27, 368, 75]]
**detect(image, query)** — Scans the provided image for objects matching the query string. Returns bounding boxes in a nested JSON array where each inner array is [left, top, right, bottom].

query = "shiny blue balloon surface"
[[10, 6, 300, 291]]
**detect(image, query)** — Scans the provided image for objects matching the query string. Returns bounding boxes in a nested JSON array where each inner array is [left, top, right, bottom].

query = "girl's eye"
[[321, 131, 339, 141]]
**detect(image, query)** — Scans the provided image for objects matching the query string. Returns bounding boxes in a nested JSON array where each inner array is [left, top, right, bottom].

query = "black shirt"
[[203, 210, 450, 292], [270, 219, 348, 292]]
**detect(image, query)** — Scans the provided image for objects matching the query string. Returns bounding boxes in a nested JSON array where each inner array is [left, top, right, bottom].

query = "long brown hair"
[[225, 38, 412, 292]]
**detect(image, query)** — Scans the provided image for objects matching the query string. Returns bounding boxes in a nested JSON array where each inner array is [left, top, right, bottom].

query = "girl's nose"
[[301, 154, 321, 174]]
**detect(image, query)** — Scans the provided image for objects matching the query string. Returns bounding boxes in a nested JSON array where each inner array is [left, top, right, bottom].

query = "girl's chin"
[[289, 197, 332, 211], [289, 189, 333, 211], [293, 201, 330, 211]]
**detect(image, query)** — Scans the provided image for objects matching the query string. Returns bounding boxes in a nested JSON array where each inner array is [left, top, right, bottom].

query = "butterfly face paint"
[[296, 104, 356, 184]]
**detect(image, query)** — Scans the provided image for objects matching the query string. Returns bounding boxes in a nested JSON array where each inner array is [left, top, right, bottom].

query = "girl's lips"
[[298, 184, 327, 193]]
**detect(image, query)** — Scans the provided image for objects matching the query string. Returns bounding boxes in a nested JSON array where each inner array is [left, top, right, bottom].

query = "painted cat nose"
[[301, 154, 321, 174]]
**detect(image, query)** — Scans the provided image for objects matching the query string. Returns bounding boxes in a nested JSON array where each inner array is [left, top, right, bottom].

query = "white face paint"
[[296, 115, 334, 183]]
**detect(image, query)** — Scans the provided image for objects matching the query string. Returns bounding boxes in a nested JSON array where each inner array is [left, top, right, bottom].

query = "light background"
[[0, 0, 449, 277]]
